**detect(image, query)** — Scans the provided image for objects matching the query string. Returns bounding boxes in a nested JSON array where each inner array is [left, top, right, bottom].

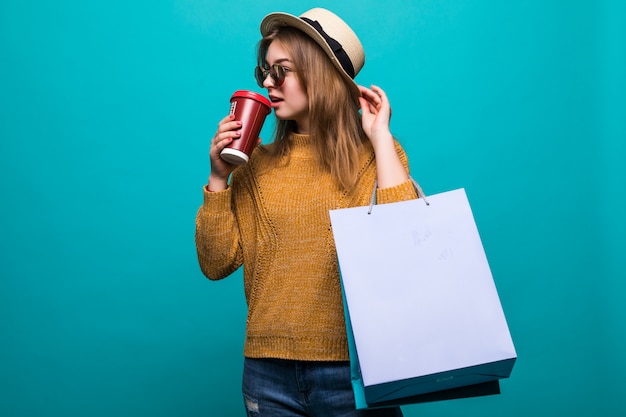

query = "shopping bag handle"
[[368, 176, 429, 215]]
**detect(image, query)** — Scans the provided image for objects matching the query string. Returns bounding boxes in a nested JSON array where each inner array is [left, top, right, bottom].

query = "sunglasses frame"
[[255, 64, 289, 88]]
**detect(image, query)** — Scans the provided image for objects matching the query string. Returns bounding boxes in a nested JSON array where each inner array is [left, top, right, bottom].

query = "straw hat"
[[260, 8, 365, 101]]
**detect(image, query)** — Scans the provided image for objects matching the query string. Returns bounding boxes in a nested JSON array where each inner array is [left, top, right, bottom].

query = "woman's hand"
[[358, 84, 393, 148], [207, 114, 241, 191], [358, 84, 409, 188]]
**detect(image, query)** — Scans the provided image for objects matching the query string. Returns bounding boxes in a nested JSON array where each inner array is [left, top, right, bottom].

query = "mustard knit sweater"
[[195, 133, 417, 361]]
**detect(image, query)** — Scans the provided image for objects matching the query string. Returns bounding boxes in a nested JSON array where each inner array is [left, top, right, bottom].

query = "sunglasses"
[[255, 64, 292, 88]]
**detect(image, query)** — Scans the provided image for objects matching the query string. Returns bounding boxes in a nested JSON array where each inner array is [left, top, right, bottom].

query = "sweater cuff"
[[202, 185, 232, 210], [376, 179, 418, 204]]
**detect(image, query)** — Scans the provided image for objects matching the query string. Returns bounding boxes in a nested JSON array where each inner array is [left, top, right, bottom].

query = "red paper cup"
[[220, 90, 271, 165]]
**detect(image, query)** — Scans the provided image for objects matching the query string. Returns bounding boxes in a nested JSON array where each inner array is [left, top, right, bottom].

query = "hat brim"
[[260, 12, 361, 102]]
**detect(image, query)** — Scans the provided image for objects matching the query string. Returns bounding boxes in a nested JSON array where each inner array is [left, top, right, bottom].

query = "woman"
[[196, 8, 417, 416]]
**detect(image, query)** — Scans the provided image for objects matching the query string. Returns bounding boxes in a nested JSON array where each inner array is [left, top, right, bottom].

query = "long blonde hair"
[[257, 26, 367, 190]]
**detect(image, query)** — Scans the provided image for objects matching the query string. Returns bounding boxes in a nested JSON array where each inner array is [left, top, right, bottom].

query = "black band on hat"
[[301, 17, 356, 78]]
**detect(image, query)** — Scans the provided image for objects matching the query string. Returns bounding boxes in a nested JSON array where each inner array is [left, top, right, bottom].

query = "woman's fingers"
[[358, 84, 394, 142], [216, 116, 241, 140], [358, 85, 378, 107], [358, 84, 391, 116], [208, 115, 242, 179], [212, 116, 242, 153]]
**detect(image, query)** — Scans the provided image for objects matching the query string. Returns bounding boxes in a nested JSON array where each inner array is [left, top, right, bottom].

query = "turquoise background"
[[1, 0, 624, 415]]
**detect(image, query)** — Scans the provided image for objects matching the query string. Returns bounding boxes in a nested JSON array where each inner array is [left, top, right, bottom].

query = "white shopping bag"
[[329, 185, 516, 409]]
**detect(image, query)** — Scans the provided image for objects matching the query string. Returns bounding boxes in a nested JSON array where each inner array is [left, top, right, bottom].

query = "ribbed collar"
[[291, 132, 310, 147], [289, 133, 313, 159]]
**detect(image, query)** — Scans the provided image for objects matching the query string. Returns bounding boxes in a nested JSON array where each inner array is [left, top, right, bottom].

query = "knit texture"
[[195, 133, 417, 361]]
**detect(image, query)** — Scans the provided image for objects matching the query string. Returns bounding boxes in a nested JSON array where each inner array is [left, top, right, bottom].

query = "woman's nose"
[[262, 73, 274, 88]]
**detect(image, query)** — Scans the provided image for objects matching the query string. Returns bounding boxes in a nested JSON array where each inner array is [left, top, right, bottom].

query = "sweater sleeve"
[[195, 186, 243, 280], [375, 141, 419, 204]]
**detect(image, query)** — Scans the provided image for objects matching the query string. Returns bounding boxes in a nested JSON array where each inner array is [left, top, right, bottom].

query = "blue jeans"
[[242, 358, 403, 417]]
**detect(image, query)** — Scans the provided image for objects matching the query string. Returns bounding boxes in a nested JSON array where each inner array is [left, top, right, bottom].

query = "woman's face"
[[263, 41, 310, 134]]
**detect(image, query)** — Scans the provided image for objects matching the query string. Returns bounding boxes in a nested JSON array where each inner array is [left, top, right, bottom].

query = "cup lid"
[[231, 90, 271, 108]]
